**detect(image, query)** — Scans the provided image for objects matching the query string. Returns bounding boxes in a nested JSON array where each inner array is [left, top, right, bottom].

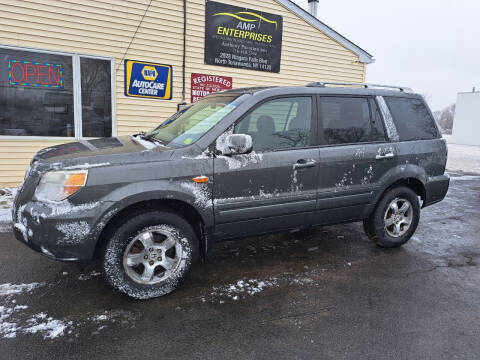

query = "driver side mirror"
[[222, 134, 253, 155]]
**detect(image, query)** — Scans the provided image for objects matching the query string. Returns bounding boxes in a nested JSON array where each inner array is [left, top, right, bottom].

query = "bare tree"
[[436, 103, 455, 134]]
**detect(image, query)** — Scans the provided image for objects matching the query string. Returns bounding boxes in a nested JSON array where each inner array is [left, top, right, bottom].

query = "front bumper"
[[423, 174, 450, 207], [12, 199, 114, 262]]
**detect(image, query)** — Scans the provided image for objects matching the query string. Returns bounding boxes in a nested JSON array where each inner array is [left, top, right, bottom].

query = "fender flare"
[[89, 180, 214, 254], [364, 164, 427, 217]]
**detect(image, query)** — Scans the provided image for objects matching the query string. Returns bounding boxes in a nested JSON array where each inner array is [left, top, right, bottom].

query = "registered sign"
[[191, 73, 233, 102]]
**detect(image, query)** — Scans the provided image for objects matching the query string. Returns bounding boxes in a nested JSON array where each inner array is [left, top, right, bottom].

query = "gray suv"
[[13, 82, 450, 299]]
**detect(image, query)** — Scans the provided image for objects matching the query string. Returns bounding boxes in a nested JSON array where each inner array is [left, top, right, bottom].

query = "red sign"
[[191, 73, 232, 103]]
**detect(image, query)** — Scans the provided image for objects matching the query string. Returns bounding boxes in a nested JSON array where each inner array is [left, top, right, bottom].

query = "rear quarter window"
[[383, 97, 439, 141]]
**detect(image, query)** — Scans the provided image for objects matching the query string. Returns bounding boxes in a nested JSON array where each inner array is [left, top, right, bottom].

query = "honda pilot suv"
[[13, 82, 449, 299]]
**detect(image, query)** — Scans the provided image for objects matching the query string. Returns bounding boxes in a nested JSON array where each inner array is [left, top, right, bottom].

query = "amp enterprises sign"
[[204, 1, 283, 73]]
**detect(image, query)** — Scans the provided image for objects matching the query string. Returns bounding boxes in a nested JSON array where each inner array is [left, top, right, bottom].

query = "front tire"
[[363, 186, 420, 248], [102, 210, 198, 299]]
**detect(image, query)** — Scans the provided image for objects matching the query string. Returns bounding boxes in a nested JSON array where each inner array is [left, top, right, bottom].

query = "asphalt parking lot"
[[1, 173, 479, 359]]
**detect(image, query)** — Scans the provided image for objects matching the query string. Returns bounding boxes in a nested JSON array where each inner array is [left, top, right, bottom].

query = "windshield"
[[148, 94, 242, 147]]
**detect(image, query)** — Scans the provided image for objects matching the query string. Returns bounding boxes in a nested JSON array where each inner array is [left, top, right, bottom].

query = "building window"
[[0, 47, 113, 138], [81, 57, 112, 138]]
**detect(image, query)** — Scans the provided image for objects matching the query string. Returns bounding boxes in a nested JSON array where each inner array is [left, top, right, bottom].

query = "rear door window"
[[318, 97, 385, 145], [383, 97, 439, 141]]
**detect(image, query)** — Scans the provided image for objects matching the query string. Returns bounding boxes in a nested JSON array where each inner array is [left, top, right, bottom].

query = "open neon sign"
[[8, 59, 63, 88]]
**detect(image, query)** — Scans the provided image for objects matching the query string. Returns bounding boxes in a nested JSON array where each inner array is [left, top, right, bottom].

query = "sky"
[[292, 0, 480, 111]]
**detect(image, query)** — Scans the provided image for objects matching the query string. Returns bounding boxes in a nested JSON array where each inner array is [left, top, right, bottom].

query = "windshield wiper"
[[137, 132, 162, 144], [134, 132, 166, 147]]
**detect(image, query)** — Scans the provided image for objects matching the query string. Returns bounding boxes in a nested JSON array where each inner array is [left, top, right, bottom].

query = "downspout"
[[178, 0, 187, 111]]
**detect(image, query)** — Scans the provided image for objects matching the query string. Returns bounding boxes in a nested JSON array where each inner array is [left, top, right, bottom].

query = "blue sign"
[[124, 60, 172, 100]]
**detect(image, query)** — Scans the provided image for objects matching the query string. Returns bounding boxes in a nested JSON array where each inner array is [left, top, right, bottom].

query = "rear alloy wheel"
[[103, 211, 198, 299], [383, 198, 413, 238], [363, 186, 420, 248]]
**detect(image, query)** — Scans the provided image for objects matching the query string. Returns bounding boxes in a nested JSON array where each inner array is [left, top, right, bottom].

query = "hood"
[[32, 135, 172, 166]]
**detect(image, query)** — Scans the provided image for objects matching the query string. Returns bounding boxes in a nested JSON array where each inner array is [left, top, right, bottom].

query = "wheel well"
[[387, 177, 426, 202], [365, 177, 426, 219], [94, 199, 205, 259]]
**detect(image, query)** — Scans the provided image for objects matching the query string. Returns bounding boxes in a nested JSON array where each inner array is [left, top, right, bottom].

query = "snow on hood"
[[32, 135, 171, 165]]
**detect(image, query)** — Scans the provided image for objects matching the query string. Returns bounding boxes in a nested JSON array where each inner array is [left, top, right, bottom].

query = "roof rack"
[[306, 81, 413, 92]]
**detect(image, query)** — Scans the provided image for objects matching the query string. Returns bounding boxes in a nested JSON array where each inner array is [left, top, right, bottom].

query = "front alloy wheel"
[[123, 226, 183, 285], [103, 211, 198, 299]]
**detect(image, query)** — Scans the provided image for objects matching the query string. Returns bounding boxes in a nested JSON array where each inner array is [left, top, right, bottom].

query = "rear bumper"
[[423, 174, 450, 207]]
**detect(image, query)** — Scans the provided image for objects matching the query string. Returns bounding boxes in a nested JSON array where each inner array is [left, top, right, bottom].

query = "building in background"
[[0, 0, 373, 187], [451, 91, 480, 146]]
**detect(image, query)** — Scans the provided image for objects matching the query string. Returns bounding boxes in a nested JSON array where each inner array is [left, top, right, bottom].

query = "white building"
[[451, 91, 480, 146]]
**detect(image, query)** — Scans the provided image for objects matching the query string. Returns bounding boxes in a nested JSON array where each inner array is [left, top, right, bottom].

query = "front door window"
[[234, 97, 312, 151]]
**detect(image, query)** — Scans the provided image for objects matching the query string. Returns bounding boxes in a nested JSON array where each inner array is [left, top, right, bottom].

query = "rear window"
[[383, 97, 439, 141]]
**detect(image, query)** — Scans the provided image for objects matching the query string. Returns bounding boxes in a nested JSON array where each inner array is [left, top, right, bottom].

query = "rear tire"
[[102, 210, 198, 299], [364, 186, 420, 248]]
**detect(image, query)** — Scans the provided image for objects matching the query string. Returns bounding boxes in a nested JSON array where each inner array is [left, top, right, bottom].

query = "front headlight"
[[34, 170, 88, 202]]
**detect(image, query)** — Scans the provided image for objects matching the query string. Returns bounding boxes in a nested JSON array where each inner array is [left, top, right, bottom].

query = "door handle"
[[293, 159, 316, 169], [375, 152, 395, 160]]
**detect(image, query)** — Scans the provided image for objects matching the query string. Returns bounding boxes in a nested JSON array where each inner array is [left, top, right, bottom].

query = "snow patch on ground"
[[0, 277, 140, 340], [77, 270, 102, 281], [0, 282, 44, 296], [0, 305, 71, 339], [91, 314, 109, 321], [22, 313, 71, 339], [0, 303, 140, 339], [202, 278, 279, 303], [200, 264, 336, 304]]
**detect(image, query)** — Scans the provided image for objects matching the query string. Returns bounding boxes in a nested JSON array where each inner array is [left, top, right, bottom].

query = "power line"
[[116, 0, 154, 72]]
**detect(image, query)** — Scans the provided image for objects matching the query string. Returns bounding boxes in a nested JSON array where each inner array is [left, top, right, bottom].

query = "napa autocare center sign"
[[124, 60, 172, 99], [204, 1, 283, 73], [191, 73, 233, 102]]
